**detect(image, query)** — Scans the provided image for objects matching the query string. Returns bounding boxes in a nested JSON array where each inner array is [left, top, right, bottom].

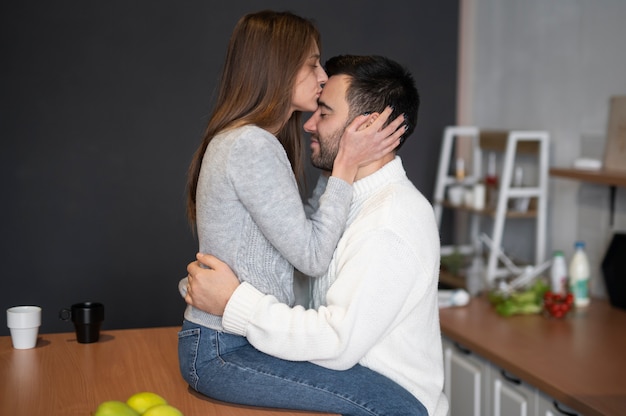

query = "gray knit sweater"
[[181, 125, 353, 330]]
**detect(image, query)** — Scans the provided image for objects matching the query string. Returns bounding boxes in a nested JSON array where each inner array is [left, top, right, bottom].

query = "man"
[[184, 55, 448, 416]]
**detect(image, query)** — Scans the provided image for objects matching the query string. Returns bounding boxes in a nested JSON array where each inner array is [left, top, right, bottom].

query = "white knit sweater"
[[223, 157, 449, 416]]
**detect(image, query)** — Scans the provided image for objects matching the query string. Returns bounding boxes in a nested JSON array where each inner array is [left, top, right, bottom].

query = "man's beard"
[[310, 126, 344, 171]]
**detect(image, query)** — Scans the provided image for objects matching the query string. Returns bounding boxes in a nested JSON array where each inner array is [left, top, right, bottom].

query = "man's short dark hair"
[[325, 55, 420, 150]]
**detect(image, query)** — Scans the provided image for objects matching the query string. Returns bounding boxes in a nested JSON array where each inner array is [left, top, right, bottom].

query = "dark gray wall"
[[0, 1, 458, 335]]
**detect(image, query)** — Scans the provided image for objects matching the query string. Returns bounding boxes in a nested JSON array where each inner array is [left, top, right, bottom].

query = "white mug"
[[7, 306, 42, 349]]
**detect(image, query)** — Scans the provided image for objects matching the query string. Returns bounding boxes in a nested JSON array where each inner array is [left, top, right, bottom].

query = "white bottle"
[[550, 251, 568, 295], [485, 152, 498, 210], [569, 241, 590, 307]]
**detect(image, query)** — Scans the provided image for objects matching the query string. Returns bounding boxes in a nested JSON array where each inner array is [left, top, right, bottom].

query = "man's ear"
[[357, 112, 380, 131]]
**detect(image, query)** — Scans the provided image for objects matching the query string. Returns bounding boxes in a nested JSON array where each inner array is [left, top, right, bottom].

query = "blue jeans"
[[178, 320, 427, 416]]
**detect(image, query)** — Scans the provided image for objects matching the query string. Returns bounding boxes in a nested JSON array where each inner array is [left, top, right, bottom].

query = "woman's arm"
[[228, 130, 350, 277]]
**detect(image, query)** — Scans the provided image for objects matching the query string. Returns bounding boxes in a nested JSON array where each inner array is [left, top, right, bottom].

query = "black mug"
[[59, 302, 104, 343]]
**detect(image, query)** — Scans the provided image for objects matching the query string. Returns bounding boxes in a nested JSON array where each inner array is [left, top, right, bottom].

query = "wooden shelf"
[[550, 167, 626, 187], [550, 166, 626, 226], [480, 130, 540, 154], [437, 200, 538, 219]]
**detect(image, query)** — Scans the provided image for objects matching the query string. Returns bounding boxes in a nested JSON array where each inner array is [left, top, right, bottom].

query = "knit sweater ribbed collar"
[[352, 156, 405, 201]]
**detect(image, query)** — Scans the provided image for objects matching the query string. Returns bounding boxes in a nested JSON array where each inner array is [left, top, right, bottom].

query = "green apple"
[[142, 404, 184, 416], [94, 400, 140, 416], [126, 392, 167, 414]]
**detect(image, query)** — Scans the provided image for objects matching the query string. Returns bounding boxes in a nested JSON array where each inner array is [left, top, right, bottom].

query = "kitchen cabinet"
[[492, 368, 536, 416], [443, 338, 491, 416], [434, 127, 550, 288], [537, 392, 580, 416], [442, 336, 580, 416], [439, 296, 626, 415]]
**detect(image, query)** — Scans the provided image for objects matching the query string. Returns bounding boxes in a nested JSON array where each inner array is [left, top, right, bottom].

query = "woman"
[[181, 11, 402, 333], [179, 10, 407, 414]]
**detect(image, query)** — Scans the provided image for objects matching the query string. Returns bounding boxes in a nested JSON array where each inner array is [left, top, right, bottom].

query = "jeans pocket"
[[215, 331, 250, 359], [178, 326, 201, 390]]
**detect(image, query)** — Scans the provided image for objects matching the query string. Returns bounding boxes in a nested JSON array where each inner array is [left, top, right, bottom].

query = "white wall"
[[458, 0, 626, 298]]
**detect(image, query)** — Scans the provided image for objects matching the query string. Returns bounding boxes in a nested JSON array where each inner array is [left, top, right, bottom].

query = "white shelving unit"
[[433, 126, 550, 287]]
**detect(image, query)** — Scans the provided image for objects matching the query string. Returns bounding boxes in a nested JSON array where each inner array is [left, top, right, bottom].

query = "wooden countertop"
[[0, 326, 336, 416], [439, 296, 626, 416]]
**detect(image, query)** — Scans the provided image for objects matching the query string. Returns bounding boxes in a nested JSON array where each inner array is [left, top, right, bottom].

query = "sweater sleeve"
[[228, 131, 350, 277], [222, 228, 428, 370]]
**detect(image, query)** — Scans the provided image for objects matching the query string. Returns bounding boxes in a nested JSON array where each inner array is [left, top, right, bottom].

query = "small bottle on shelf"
[[569, 241, 591, 307], [485, 152, 498, 210], [455, 158, 465, 182], [550, 250, 568, 296]]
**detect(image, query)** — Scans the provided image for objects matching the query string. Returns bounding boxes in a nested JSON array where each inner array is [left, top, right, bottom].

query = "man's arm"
[[186, 228, 432, 370], [229, 231, 422, 369]]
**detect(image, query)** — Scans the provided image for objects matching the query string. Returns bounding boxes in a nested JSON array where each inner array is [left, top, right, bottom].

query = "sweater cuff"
[[326, 175, 352, 194], [325, 176, 353, 206], [222, 282, 265, 336]]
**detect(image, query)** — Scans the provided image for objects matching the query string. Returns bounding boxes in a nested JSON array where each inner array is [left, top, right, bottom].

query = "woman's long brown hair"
[[186, 11, 321, 224]]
